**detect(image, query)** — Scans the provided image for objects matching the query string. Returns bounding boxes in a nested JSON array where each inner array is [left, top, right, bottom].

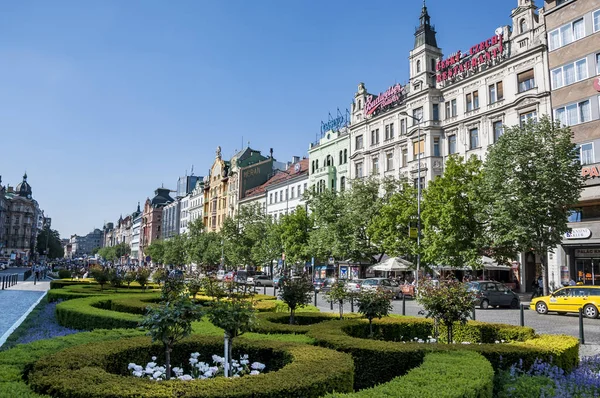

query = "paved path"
[[0, 280, 50, 348]]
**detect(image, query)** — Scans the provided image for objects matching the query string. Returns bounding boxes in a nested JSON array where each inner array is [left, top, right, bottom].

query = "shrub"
[[355, 289, 393, 337], [306, 318, 578, 390], [49, 279, 93, 289], [57, 269, 72, 279], [55, 295, 143, 330], [136, 268, 151, 290], [89, 266, 110, 291], [326, 351, 493, 398], [325, 281, 350, 320], [28, 335, 354, 398], [253, 312, 356, 334], [278, 275, 314, 324]]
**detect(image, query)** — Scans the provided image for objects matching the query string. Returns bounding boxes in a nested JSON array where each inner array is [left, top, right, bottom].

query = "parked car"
[[361, 278, 402, 299], [466, 281, 520, 309], [216, 270, 225, 281], [344, 279, 364, 293], [223, 272, 235, 282], [530, 285, 600, 318], [248, 275, 274, 287], [313, 277, 336, 292]]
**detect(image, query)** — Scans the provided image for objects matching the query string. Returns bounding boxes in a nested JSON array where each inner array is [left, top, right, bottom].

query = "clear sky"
[[0, 0, 517, 237]]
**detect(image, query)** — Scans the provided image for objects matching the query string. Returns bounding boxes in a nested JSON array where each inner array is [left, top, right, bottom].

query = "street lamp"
[[399, 111, 422, 290]]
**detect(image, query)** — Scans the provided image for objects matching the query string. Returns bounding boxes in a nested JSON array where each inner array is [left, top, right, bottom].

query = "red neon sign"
[[365, 84, 405, 116], [436, 33, 504, 84]]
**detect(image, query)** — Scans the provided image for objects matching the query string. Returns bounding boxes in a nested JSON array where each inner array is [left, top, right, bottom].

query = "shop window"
[[517, 69, 535, 92]]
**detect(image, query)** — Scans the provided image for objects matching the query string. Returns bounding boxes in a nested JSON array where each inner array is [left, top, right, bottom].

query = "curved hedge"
[[55, 295, 144, 330], [28, 335, 354, 398], [254, 312, 358, 334], [326, 350, 494, 398], [306, 318, 579, 390]]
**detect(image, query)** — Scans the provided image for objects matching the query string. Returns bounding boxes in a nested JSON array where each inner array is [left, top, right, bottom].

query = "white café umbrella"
[[368, 257, 412, 272]]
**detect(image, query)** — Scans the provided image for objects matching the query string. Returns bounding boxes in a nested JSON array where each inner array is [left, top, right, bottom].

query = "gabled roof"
[[243, 159, 308, 198]]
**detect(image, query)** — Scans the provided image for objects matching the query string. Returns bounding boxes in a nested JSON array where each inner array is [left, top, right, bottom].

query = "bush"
[[253, 312, 357, 334], [326, 351, 493, 398], [57, 269, 72, 279], [49, 279, 93, 289], [28, 335, 354, 398], [306, 318, 578, 390], [55, 295, 143, 330]]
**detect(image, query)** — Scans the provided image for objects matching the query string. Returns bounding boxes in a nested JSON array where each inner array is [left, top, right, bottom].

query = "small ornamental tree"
[[89, 265, 109, 291], [153, 268, 168, 287], [356, 289, 394, 337], [202, 276, 227, 301], [325, 281, 350, 320], [140, 295, 203, 380], [417, 278, 477, 344], [278, 275, 313, 324], [206, 299, 256, 377], [187, 275, 203, 299], [108, 268, 123, 292], [123, 271, 136, 287], [136, 268, 150, 291]]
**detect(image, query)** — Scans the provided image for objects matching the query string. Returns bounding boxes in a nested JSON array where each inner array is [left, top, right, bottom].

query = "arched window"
[[416, 60, 421, 73], [431, 58, 436, 72], [316, 159, 319, 170], [344, 149, 348, 164], [311, 161, 315, 173], [520, 19, 527, 33], [358, 99, 362, 109], [340, 177, 346, 192], [339, 151, 343, 165], [326, 155, 333, 166]]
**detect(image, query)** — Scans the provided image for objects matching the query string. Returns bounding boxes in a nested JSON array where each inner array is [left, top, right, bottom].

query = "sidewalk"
[[0, 279, 51, 348]]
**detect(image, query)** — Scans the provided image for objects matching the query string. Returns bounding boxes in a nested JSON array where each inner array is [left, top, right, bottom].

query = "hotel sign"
[[365, 84, 405, 116], [436, 30, 505, 84], [564, 228, 592, 239], [321, 108, 349, 134]]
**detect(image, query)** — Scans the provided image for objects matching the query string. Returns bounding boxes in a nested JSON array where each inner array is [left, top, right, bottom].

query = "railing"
[[1, 273, 18, 289]]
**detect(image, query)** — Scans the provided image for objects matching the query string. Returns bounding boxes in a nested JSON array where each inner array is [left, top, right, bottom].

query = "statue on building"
[[216, 146, 222, 159]]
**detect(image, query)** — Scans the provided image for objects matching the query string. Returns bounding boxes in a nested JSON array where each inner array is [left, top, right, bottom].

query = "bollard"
[[314, 290, 318, 307], [402, 294, 406, 316], [579, 307, 585, 345], [273, 286, 277, 297], [350, 297, 354, 313], [263, 285, 266, 295], [472, 305, 476, 321], [330, 299, 334, 311], [520, 304, 525, 327], [2, 275, 4, 290]]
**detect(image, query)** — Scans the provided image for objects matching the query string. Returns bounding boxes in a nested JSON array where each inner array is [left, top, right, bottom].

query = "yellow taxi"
[[530, 286, 600, 319]]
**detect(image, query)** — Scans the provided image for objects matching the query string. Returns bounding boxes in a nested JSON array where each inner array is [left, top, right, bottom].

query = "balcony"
[[312, 165, 335, 178]]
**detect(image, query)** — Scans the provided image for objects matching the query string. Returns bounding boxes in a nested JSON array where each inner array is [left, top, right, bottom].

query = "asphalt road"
[[250, 285, 600, 344]]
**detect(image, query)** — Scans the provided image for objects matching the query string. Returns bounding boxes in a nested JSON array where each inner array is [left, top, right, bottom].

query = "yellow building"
[[203, 146, 230, 232]]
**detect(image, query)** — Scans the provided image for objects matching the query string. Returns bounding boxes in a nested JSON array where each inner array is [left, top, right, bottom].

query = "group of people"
[[31, 264, 49, 283]]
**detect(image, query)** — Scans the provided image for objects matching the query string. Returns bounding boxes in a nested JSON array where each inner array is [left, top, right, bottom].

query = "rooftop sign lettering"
[[365, 84, 405, 116], [320, 108, 349, 135], [436, 31, 505, 84]]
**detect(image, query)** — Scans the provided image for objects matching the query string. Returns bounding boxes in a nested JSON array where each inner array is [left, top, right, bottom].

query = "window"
[[551, 58, 588, 89], [555, 100, 591, 126], [355, 162, 363, 178], [469, 128, 479, 149], [413, 139, 425, 157], [340, 177, 346, 192], [433, 137, 440, 156], [304, 183, 307, 191], [466, 91, 479, 111], [517, 69, 535, 92], [448, 135, 457, 155], [578, 143, 594, 165], [372, 157, 379, 175], [489, 81, 503, 103], [344, 149, 348, 163], [269, 193, 273, 204], [594, 10, 600, 32], [402, 148, 408, 167], [548, 18, 584, 51], [386, 152, 394, 171], [432, 104, 439, 121], [493, 121, 503, 143], [339, 151, 342, 165], [445, 99, 457, 118], [355, 135, 363, 150], [520, 111, 538, 125], [413, 177, 425, 191], [417, 60, 421, 73], [520, 19, 527, 34], [413, 107, 423, 124], [371, 129, 379, 145], [291, 187, 295, 198], [385, 123, 394, 140], [400, 119, 406, 134], [315, 159, 319, 170]]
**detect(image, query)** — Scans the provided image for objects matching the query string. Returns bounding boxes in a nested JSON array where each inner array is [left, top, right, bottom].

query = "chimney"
[[270, 148, 273, 158], [292, 156, 300, 164]]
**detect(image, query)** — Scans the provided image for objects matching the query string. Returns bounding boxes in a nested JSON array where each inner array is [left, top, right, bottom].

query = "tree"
[[36, 228, 64, 259], [136, 268, 151, 291], [114, 243, 131, 262], [186, 274, 203, 299], [146, 240, 166, 265], [325, 281, 349, 320], [108, 268, 122, 292], [123, 271, 136, 287], [163, 234, 187, 268], [417, 278, 476, 344], [421, 155, 485, 269], [278, 275, 313, 324], [278, 207, 312, 266], [251, 216, 282, 272], [91, 247, 101, 256], [97, 246, 116, 262], [187, 220, 222, 271], [367, 183, 418, 259], [482, 116, 583, 295], [140, 293, 203, 380], [356, 289, 393, 337], [89, 265, 109, 291]]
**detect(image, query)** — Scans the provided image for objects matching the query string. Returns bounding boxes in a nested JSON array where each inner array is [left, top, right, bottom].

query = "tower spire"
[[415, 0, 437, 48]]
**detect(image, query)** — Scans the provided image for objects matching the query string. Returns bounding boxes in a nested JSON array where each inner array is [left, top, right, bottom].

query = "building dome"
[[16, 173, 32, 198]]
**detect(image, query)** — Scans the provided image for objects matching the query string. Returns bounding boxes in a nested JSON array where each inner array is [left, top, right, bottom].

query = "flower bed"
[[28, 335, 354, 398], [326, 350, 494, 398], [306, 318, 579, 390]]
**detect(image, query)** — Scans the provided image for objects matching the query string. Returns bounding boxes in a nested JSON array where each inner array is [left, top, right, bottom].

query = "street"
[[251, 286, 600, 344]]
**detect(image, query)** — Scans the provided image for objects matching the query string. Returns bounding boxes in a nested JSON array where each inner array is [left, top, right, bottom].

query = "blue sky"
[[0, 0, 517, 237]]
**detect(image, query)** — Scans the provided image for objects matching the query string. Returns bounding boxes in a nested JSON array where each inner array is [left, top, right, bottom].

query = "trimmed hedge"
[[49, 279, 93, 289], [55, 295, 143, 330], [28, 335, 354, 398], [306, 318, 579, 390], [326, 350, 493, 398], [254, 312, 358, 334]]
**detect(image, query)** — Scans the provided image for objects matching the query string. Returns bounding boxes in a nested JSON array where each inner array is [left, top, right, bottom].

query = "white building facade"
[[179, 194, 190, 235], [265, 159, 309, 221], [189, 181, 204, 227]]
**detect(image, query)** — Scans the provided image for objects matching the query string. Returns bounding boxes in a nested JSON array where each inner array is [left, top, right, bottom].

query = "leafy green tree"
[[325, 281, 349, 320], [140, 295, 203, 380], [97, 246, 116, 262], [36, 228, 64, 259], [186, 274, 203, 299], [136, 268, 151, 291], [123, 271, 136, 287], [114, 242, 131, 262], [251, 216, 282, 272], [146, 240, 166, 265], [306, 188, 348, 262], [163, 234, 188, 268], [91, 247, 101, 256], [367, 183, 418, 259], [152, 268, 168, 286], [422, 155, 485, 269], [89, 265, 109, 291], [356, 289, 393, 337], [481, 116, 583, 295], [279, 206, 312, 266], [417, 278, 477, 344], [186, 220, 222, 271], [108, 268, 122, 292], [278, 275, 313, 324]]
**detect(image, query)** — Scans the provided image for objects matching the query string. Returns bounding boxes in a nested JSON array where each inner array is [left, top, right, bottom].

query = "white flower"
[[189, 358, 198, 365], [212, 354, 225, 364], [417, 339, 424, 343], [152, 356, 157, 361], [461, 342, 472, 345], [153, 370, 163, 379], [241, 354, 249, 360], [251, 362, 266, 371], [191, 352, 200, 358], [495, 340, 500, 344], [128, 363, 137, 370], [147, 362, 157, 368], [134, 365, 143, 372], [250, 370, 260, 375], [178, 374, 193, 381], [133, 371, 143, 377], [240, 359, 249, 365]]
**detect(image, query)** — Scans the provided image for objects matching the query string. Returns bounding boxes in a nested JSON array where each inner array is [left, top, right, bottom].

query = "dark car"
[[313, 277, 337, 292], [466, 281, 520, 309]]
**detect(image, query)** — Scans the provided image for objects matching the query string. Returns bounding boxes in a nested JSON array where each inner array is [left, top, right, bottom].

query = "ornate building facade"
[[140, 187, 174, 262]]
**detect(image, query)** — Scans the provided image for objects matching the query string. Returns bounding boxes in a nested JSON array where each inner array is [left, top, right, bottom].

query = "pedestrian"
[[569, 279, 576, 286], [531, 276, 539, 300]]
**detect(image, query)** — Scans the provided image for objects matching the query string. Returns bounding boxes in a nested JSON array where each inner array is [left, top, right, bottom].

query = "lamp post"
[[399, 111, 422, 289]]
